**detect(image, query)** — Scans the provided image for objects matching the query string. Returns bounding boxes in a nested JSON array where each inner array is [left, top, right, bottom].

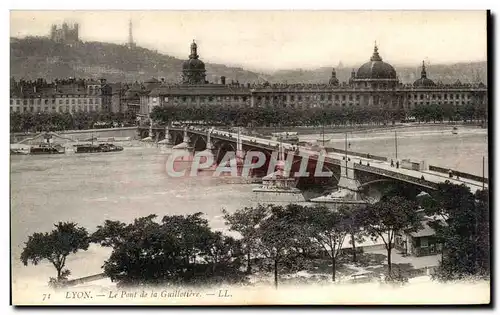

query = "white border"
[[2, 1, 498, 314]]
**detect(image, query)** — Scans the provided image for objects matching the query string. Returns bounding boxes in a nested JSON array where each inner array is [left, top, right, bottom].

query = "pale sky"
[[10, 11, 487, 72]]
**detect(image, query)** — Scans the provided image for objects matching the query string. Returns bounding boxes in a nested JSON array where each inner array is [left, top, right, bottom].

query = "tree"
[[222, 205, 268, 274], [422, 182, 490, 280], [302, 205, 350, 281], [362, 196, 422, 277], [20, 222, 90, 284], [339, 205, 367, 263], [91, 219, 127, 248], [255, 204, 309, 289], [99, 213, 245, 287]]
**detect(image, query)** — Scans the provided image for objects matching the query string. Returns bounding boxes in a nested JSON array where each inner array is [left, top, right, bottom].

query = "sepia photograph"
[[9, 10, 490, 306]]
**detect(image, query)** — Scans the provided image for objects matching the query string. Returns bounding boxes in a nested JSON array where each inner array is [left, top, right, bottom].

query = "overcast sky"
[[10, 11, 487, 72]]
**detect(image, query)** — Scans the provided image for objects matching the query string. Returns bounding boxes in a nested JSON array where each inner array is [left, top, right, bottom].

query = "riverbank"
[[252, 122, 486, 136]]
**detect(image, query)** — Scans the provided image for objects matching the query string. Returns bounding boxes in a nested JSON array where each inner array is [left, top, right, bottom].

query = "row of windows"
[[157, 96, 250, 103], [407, 100, 471, 105], [410, 93, 469, 100], [10, 98, 102, 105], [10, 105, 100, 113]]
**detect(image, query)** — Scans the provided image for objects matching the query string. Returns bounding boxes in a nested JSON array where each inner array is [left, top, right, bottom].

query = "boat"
[[10, 148, 30, 155], [74, 143, 123, 154], [452, 127, 458, 135], [29, 143, 66, 155]]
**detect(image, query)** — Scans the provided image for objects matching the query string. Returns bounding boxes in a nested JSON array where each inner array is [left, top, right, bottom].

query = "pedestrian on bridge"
[[421, 175, 425, 180], [391, 159, 394, 167], [396, 161, 400, 169], [448, 169, 453, 178]]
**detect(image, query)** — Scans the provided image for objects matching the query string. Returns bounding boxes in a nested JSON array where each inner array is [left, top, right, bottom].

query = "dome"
[[356, 45, 397, 80], [182, 58, 205, 70], [413, 77, 435, 87], [413, 61, 435, 87]]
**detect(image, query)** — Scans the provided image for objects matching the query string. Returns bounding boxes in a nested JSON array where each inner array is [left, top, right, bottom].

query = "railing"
[[429, 165, 488, 184], [325, 147, 388, 162], [354, 163, 439, 189]]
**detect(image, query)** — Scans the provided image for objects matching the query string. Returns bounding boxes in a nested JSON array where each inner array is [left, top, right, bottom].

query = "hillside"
[[10, 37, 269, 83], [10, 37, 487, 85], [270, 62, 487, 85]]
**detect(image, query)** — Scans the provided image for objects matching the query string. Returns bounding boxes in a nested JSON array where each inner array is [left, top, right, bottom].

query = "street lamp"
[[395, 130, 398, 160]]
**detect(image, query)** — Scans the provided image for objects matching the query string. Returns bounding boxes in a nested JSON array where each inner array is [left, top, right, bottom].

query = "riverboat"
[[452, 127, 458, 135], [74, 143, 123, 153], [29, 143, 66, 155]]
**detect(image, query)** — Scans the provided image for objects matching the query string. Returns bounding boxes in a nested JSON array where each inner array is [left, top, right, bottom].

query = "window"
[[298, 96, 302, 101], [10, 100, 13, 105], [420, 238, 428, 248], [66, 99, 69, 105], [320, 95, 324, 101], [89, 99, 93, 104], [52, 99, 55, 104], [71, 99, 75, 104], [234, 96, 238, 101], [209, 96, 214, 102], [44, 107, 48, 112], [191, 97, 195, 102], [349, 95, 353, 101], [10, 107, 13, 112], [342, 95, 346, 101], [242, 96, 247, 102], [78, 99, 81, 104], [16, 100, 20, 105], [29, 99, 34, 105]]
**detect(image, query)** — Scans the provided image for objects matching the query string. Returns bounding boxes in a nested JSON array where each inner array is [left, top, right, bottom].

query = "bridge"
[[141, 125, 487, 197]]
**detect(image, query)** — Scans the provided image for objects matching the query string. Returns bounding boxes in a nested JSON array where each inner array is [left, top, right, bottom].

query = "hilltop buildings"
[[50, 23, 79, 45]]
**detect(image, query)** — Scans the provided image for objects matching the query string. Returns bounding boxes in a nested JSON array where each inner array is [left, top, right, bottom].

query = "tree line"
[[151, 104, 486, 128], [9, 101, 486, 133], [21, 182, 489, 288]]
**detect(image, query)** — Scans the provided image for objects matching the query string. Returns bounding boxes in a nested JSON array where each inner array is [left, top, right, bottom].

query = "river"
[[10, 125, 488, 293]]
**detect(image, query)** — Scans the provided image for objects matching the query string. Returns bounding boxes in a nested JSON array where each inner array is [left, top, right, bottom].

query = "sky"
[[10, 11, 488, 72]]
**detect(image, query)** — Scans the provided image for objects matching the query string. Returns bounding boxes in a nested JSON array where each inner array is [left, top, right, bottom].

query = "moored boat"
[[452, 126, 458, 135], [29, 144, 66, 155], [74, 143, 123, 153]]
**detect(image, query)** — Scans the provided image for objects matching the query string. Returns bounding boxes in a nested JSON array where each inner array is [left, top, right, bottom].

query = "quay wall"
[[11, 127, 140, 143]]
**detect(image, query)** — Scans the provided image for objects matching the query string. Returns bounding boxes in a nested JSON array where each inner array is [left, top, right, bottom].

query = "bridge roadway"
[[181, 127, 488, 194]]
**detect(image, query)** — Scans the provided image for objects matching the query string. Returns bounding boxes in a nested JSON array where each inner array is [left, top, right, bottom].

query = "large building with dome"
[[10, 40, 487, 117], [138, 41, 487, 119]]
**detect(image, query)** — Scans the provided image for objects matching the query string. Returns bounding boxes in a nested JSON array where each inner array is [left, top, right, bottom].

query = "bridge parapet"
[[354, 163, 439, 190]]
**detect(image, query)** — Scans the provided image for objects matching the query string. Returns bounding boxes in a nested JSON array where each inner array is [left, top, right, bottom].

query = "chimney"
[[220, 76, 226, 85]]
